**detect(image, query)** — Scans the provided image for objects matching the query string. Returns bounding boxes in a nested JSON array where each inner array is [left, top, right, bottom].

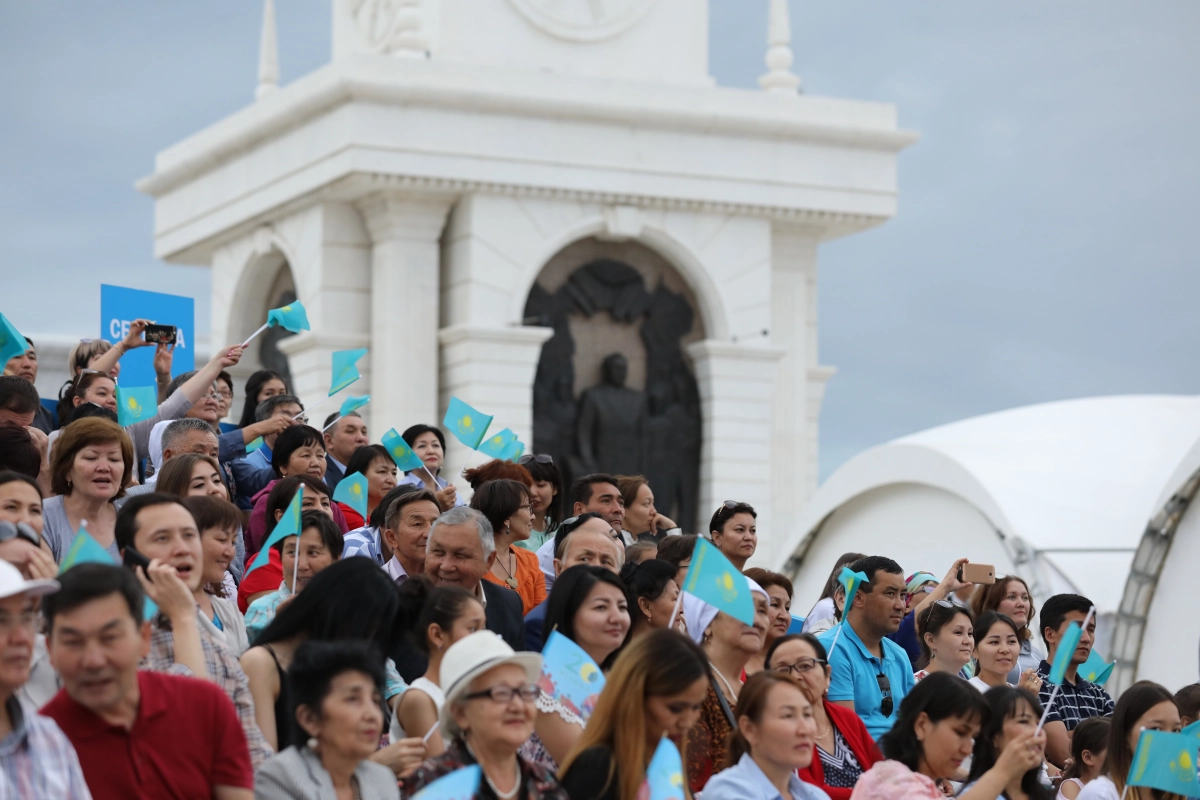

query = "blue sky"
[[2, 1, 1198, 477]]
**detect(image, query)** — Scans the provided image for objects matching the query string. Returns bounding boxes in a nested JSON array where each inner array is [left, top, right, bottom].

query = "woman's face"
[[993, 697, 1039, 753], [365, 456, 398, 502], [455, 664, 536, 751], [412, 432, 443, 473], [435, 599, 487, 650], [187, 462, 228, 500], [1127, 700, 1182, 754], [743, 682, 818, 771], [282, 528, 337, 592], [305, 670, 383, 761], [68, 442, 124, 500], [624, 484, 657, 535], [708, 593, 769, 657], [187, 387, 222, 426], [283, 442, 327, 480], [975, 621, 1019, 679], [504, 494, 534, 541], [996, 581, 1032, 629], [713, 513, 757, 563], [764, 585, 793, 643], [673, 559, 690, 591], [276, 490, 334, 523], [928, 613, 974, 669], [200, 525, 236, 585], [916, 713, 980, 780], [573, 582, 630, 663], [256, 378, 288, 405], [768, 638, 830, 704], [644, 674, 709, 746], [528, 479, 556, 518], [76, 376, 117, 412], [0, 480, 43, 536], [639, 579, 680, 630]]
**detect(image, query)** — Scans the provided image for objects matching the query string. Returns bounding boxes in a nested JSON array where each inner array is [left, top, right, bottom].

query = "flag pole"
[[669, 560, 695, 631], [1035, 606, 1096, 735], [292, 538, 300, 593], [322, 415, 341, 433], [241, 322, 270, 348]]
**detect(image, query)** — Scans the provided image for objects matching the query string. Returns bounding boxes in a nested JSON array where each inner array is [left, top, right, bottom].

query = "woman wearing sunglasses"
[[766, 634, 882, 800]]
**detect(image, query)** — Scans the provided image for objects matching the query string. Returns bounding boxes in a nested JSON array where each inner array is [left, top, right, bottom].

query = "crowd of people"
[[2, 328, 1199, 800]]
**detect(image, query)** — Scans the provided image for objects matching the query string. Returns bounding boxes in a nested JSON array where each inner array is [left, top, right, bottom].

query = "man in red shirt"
[[40, 563, 253, 800]]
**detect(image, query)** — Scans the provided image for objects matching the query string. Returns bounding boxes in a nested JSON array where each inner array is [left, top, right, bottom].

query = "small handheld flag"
[[116, 385, 159, 427], [242, 301, 311, 346], [411, 765, 480, 800], [1048, 621, 1082, 685], [826, 565, 871, 659], [500, 438, 526, 462], [333, 471, 369, 520], [478, 428, 518, 459], [60, 530, 116, 572], [1183, 719, 1200, 740], [246, 486, 303, 579], [641, 737, 686, 800], [1079, 647, 1115, 686], [382, 428, 424, 472], [0, 313, 27, 366], [1125, 729, 1200, 797], [443, 397, 493, 450], [329, 348, 367, 396], [339, 395, 370, 417], [680, 538, 754, 626], [538, 631, 606, 722], [246, 437, 265, 453]]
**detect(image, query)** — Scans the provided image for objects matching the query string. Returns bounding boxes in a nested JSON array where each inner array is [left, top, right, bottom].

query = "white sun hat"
[[437, 631, 543, 740], [0, 559, 59, 600]]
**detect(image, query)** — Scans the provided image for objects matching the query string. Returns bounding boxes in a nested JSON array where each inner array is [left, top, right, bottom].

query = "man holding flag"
[[1035, 593, 1114, 769]]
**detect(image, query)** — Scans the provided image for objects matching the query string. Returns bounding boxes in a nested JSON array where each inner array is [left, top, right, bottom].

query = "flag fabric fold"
[[1126, 728, 1200, 796], [339, 395, 370, 417], [0, 313, 27, 365], [1048, 621, 1083, 685], [116, 385, 159, 427], [478, 428, 518, 459], [442, 397, 493, 450], [382, 428, 424, 473], [246, 486, 303, 578], [1078, 647, 1115, 686], [642, 737, 686, 800], [681, 538, 754, 626], [333, 472, 369, 520], [329, 349, 367, 395], [537, 631, 605, 723], [266, 302, 310, 333], [59, 531, 116, 572]]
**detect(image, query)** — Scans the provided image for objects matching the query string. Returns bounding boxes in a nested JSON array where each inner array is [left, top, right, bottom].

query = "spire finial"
[[256, 0, 280, 100], [759, 0, 801, 95]]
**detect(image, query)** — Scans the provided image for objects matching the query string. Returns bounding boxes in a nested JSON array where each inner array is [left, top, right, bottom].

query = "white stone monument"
[[137, 0, 916, 567]]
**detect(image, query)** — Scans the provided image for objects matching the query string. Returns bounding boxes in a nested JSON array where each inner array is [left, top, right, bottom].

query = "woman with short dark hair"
[[335, 444, 397, 529], [42, 418, 134, 562], [396, 423, 460, 511], [473, 478, 545, 614], [620, 558, 679, 637]]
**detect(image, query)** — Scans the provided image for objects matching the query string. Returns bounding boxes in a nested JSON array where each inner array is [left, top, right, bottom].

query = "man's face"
[[857, 570, 907, 635], [47, 593, 150, 717], [555, 522, 623, 575], [163, 430, 219, 462], [0, 408, 34, 428], [425, 522, 494, 590], [0, 593, 38, 693], [384, 500, 440, 570], [1050, 610, 1096, 665], [130, 503, 203, 593], [325, 415, 368, 464], [3, 345, 37, 383], [576, 482, 625, 532]]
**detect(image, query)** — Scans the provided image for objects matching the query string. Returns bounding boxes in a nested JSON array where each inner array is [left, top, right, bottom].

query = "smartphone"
[[144, 324, 177, 345], [122, 547, 152, 577], [958, 563, 996, 585]]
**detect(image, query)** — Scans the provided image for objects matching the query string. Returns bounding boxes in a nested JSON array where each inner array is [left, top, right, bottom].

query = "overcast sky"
[[2, 1, 1197, 478]]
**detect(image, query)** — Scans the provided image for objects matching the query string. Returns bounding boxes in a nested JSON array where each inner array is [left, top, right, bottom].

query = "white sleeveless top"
[[389, 677, 445, 741]]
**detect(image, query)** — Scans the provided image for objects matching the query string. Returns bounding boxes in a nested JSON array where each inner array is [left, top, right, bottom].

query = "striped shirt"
[[0, 695, 91, 800], [1035, 659, 1114, 731], [341, 526, 384, 565]]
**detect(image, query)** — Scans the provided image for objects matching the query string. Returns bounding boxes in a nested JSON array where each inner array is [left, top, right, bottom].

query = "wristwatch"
[[0, 521, 41, 547]]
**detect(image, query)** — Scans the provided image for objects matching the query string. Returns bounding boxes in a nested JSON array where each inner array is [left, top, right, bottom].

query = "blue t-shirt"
[[818, 620, 916, 739], [886, 611, 921, 668]]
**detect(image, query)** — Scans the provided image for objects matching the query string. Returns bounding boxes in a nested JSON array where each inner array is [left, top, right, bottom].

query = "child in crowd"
[[1056, 716, 1109, 800]]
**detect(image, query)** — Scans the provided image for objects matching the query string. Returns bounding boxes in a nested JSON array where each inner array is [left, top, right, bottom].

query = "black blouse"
[[559, 746, 621, 800]]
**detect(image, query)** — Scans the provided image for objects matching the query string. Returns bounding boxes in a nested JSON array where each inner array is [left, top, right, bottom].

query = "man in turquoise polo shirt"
[[817, 555, 915, 739]]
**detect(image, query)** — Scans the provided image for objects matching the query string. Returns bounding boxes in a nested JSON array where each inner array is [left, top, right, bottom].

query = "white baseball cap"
[[0, 559, 59, 600], [437, 631, 542, 739]]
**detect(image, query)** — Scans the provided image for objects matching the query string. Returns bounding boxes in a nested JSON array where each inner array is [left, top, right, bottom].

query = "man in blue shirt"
[[817, 555, 914, 739]]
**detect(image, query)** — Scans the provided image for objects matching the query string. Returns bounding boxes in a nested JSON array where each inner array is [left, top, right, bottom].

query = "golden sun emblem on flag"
[[717, 571, 738, 602], [458, 415, 474, 432], [1176, 749, 1193, 773], [281, 304, 293, 312], [350, 483, 363, 497]]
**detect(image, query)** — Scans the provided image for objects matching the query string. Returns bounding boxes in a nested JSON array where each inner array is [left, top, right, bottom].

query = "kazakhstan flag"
[[0, 312, 27, 366], [1048, 621, 1082, 684], [1126, 728, 1200, 796], [246, 486, 303, 578], [643, 737, 686, 800], [333, 471, 369, 520], [382, 428, 424, 472], [266, 301, 310, 333], [1079, 647, 1115, 686], [442, 397, 493, 450], [838, 566, 870, 614], [500, 439, 525, 462], [339, 395, 370, 417], [478, 428, 518, 459], [116, 385, 158, 427], [60, 530, 115, 572], [682, 538, 754, 626], [329, 348, 367, 395]]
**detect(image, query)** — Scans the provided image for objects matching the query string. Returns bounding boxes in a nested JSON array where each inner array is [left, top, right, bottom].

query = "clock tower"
[[333, 0, 711, 85]]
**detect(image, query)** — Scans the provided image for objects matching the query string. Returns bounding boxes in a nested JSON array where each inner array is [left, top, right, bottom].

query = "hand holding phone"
[[144, 324, 177, 345], [957, 562, 996, 585]]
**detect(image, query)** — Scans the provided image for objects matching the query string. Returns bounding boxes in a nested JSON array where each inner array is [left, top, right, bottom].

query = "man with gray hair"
[[425, 506, 524, 651], [228, 394, 303, 509]]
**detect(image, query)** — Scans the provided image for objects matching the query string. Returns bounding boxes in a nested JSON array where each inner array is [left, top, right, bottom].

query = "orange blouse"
[[483, 545, 547, 615]]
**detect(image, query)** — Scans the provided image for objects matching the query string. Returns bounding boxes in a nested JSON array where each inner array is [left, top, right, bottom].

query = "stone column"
[[358, 193, 454, 432], [686, 340, 784, 566], [437, 324, 554, 486]]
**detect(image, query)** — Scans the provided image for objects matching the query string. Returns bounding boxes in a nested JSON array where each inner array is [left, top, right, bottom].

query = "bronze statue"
[[576, 353, 646, 476]]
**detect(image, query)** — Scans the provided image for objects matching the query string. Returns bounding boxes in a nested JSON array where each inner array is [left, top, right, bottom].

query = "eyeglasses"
[[0, 610, 38, 637], [463, 684, 541, 704], [877, 672, 893, 717], [518, 454, 553, 465], [773, 657, 826, 676]]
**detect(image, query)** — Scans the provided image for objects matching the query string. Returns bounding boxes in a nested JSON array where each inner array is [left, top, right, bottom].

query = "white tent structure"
[[775, 395, 1200, 695]]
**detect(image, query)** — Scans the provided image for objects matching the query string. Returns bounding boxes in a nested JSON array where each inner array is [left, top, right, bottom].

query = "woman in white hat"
[[401, 631, 570, 800]]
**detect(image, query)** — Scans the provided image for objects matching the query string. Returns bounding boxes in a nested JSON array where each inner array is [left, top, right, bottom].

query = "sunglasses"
[[877, 672, 893, 717], [518, 454, 553, 465]]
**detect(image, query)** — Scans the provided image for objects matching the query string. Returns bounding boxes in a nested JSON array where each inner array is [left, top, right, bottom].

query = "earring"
[[307, 737, 319, 750]]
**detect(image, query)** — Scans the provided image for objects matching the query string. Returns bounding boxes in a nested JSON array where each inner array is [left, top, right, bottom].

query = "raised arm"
[[175, 345, 244, 404], [89, 319, 156, 377], [913, 557, 974, 635]]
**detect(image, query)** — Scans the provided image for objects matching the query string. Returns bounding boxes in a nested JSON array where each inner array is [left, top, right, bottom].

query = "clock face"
[[508, 0, 659, 42]]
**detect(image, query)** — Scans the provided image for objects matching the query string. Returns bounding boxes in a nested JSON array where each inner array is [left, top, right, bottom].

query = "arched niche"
[[523, 236, 705, 532]]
